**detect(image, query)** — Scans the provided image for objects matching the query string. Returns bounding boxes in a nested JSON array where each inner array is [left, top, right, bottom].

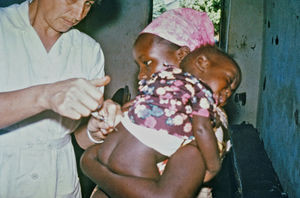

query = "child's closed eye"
[[143, 60, 152, 67]]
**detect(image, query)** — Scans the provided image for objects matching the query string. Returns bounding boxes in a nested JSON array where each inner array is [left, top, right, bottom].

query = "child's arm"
[[192, 115, 221, 178]]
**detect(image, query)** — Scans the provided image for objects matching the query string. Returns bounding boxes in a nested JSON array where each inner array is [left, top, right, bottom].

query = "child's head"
[[133, 8, 215, 80], [133, 33, 190, 80], [180, 45, 241, 106]]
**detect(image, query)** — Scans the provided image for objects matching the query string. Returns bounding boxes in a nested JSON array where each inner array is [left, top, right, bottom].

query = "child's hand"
[[203, 170, 219, 183], [89, 99, 122, 135], [121, 99, 134, 112], [215, 106, 228, 128]]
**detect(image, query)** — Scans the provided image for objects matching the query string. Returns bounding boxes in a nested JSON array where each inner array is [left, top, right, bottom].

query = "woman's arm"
[[0, 85, 48, 129], [0, 77, 110, 129]]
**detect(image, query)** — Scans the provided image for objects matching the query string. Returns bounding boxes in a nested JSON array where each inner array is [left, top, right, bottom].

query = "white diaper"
[[121, 112, 192, 157]]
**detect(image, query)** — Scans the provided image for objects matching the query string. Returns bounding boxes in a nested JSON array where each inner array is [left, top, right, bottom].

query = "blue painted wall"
[[257, 1, 300, 197]]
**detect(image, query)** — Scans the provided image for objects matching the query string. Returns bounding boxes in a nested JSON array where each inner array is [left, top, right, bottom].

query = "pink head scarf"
[[141, 8, 215, 51]]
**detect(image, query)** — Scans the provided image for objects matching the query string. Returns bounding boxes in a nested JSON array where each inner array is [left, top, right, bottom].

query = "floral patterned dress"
[[128, 66, 216, 141]]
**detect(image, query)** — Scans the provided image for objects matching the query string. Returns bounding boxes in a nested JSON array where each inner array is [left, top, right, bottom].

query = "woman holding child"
[[81, 8, 240, 198]]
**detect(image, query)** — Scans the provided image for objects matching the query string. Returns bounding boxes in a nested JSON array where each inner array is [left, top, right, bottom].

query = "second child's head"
[[180, 45, 241, 106]]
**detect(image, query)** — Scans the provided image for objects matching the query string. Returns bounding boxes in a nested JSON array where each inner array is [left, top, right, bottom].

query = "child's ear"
[[176, 46, 190, 62], [196, 54, 209, 71]]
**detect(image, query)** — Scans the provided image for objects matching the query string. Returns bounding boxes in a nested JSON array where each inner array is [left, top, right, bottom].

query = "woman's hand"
[[42, 76, 111, 120]]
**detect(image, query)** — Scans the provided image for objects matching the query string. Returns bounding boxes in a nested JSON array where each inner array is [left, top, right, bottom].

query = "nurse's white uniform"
[[0, 1, 104, 197]]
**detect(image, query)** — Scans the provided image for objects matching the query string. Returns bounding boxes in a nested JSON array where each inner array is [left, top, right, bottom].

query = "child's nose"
[[138, 72, 148, 80], [138, 69, 149, 80]]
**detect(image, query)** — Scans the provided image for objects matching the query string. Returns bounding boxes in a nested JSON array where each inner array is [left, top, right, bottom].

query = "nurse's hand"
[[42, 76, 111, 120], [87, 99, 122, 140]]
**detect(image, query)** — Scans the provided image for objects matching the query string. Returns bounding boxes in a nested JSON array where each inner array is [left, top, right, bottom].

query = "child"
[[81, 45, 241, 198]]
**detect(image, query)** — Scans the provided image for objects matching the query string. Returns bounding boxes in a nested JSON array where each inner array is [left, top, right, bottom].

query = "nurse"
[[0, 0, 120, 197]]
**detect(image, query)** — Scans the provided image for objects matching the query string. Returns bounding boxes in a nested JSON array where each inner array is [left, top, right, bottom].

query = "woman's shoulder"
[[0, 1, 28, 29], [68, 29, 101, 49]]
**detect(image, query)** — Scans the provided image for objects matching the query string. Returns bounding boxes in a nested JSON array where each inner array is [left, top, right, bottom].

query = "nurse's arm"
[[0, 77, 110, 129]]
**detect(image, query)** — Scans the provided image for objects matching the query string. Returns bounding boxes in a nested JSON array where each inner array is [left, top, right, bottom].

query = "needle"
[[91, 111, 118, 132]]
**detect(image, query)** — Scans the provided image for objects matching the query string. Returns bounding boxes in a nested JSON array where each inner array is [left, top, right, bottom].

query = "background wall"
[[0, 0, 22, 7], [256, 1, 300, 197], [222, 0, 299, 197], [220, 0, 264, 125]]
